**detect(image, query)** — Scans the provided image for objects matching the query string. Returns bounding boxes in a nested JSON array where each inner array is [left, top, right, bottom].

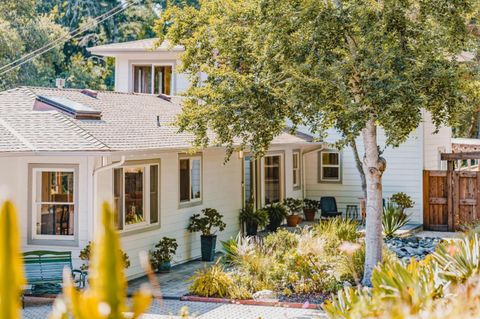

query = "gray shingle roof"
[[0, 87, 313, 153]]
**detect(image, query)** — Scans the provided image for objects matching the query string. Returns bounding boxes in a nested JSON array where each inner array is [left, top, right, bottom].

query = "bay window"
[[114, 161, 160, 231]]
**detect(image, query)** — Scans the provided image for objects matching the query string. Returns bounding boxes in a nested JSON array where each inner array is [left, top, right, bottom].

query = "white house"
[[0, 38, 451, 279]]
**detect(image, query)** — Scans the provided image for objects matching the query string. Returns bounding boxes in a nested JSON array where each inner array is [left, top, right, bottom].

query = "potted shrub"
[[150, 237, 178, 272], [187, 208, 226, 261], [239, 203, 269, 236], [390, 192, 414, 213], [283, 197, 303, 226], [303, 198, 319, 221], [79, 241, 130, 272], [264, 202, 288, 232]]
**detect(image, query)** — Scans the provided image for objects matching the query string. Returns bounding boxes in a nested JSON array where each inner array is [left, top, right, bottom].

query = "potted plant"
[[79, 241, 130, 272], [283, 197, 303, 226], [239, 203, 269, 236], [187, 208, 226, 261], [303, 199, 319, 221], [264, 202, 288, 232], [150, 237, 178, 272]]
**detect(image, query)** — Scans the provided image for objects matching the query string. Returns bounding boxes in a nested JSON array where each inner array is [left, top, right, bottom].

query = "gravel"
[[384, 236, 441, 261]]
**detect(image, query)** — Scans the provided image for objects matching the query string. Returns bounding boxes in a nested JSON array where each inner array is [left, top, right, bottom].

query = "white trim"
[[292, 151, 300, 188], [179, 156, 203, 205], [319, 150, 342, 182], [261, 153, 285, 206], [131, 62, 175, 95], [31, 167, 76, 241]]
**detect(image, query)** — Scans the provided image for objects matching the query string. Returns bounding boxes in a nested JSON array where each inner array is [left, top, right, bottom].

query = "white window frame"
[[131, 63, 175, 95], [319, 150, 342, 182], [292, 151, 300, 189], [261, 153, 285, 206], [31, 167, 76, 241], [118, 163, 160, 232], [179, 155, 203, 206]]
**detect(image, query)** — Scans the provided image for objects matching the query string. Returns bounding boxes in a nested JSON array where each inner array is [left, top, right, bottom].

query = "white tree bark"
[[361, 119, 384, 286]]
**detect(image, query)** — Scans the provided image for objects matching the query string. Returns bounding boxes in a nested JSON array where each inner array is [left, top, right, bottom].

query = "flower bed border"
[[180, 295, 320, 309]]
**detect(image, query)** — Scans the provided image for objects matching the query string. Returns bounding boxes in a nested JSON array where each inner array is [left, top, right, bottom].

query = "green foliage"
[[390, 192, 414, 211], [239, 203, 268, 228], [314, 218, 359, 243], [263, 202, 288, 226], [382, 202, 410, 238], [303, 198, 320, 210], [283, 197, 303, 215], [433, 233, 480, 283], [150, 237, 178, 268], [189, 262, 251, 299], [159, 0, 473, 157], [79, 241, 131, 272], [187, 208, 226, 236], [0, 201, 25, 319], [65, 54, 110, 90]]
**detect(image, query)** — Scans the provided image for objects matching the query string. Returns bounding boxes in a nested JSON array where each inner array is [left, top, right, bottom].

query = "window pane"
[[265, 155, 281, 204], [293, 153, 299, 169], [124, 167, 144, 225], [179, 159, 190, 202], [150, 165, 159, 224], [244, 157, 254, 206], [191, 159, 201, 199], [133, 66, 152, 94], [113, 168, 123, 230], [38, 171, 74, 203], [154, 66, 172, 95], [323, 167, 339, 179], [322, 152, 339, 165], [36, 204, 74, 235]]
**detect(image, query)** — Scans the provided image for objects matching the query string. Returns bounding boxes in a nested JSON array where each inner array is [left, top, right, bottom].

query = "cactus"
[[0, 201, 25, 319], [50, 203, 152, 319]]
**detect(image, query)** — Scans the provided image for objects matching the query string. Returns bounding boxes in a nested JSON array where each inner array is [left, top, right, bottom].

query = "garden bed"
[[181, 295, 321, 309]]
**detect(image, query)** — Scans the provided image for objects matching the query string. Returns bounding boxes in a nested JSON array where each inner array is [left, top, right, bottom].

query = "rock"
[[384, 236, 440, 261], [253, 290, 278, 302]]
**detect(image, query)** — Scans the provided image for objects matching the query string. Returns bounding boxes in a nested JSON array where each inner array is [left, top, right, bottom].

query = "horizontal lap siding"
[[305, 128, 424, 223]]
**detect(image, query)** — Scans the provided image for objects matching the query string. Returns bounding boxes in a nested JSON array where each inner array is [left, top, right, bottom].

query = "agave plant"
[[433, 233, 480, 284], [50, 203, 152, 319], [382, 202, 409, 238], [0, 201, 25, 319]]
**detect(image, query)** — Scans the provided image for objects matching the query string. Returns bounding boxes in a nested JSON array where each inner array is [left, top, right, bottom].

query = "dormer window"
[[133, 64, 172, 95]]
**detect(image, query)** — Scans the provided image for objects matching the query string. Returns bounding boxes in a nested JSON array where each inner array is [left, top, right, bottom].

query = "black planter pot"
[[200, 235, 217, 261], [267, 219, 282, 232], [158, 261, 172, 273], [245, 221, 258, 236]]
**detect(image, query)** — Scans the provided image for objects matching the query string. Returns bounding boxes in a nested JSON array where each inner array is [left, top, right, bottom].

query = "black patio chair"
[[319, 197, 343, 218]]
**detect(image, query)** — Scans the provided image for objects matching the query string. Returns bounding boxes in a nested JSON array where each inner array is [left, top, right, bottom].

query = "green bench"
[[23, 250, 86, 297]]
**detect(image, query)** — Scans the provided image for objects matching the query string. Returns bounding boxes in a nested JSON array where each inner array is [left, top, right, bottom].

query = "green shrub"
[[79, 241, 131, 272], [390, 192, 414, 211], [264, 202, 288, 230], [283, 197, 303, 215], [314, 218, 359, 242], [382, 202, 409, 238], [189, 263, 233, 298], [150, 237, 178, 269], [433, 233, 480, 283], [263, 228, 299, 259], [187, 208, 226, 236], [239, 204, 269, 227]]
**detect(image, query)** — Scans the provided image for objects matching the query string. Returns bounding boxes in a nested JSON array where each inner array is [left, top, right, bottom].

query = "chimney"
[[55, 78, 66, 89], [81, 89, 98, 98]]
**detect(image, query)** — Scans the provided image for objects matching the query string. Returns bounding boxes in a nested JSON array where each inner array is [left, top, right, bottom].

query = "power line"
[[0, 0, 139, 76]]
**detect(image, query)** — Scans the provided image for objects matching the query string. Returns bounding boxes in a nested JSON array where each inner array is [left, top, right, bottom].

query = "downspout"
[[301, 145, 325, 199], [92, 155, 126, 236]]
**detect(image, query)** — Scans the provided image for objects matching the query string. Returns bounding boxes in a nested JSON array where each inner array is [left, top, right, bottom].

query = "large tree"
[[158, 0, 475, 285]]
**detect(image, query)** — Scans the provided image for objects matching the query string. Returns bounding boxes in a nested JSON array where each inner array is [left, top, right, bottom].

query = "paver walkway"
[[128, 255, 220, 297], [23, 298, 325, 319]]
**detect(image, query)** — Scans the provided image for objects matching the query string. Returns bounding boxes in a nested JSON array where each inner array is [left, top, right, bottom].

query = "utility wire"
[[0, 0, 139, 76]]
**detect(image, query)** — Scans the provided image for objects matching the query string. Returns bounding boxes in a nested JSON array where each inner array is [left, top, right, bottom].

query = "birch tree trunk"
[[351, 139, 367, 199], [361, 119, 384, 286]]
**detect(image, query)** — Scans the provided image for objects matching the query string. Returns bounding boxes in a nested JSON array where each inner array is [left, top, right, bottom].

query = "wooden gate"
[[423, 170, 480, 231]]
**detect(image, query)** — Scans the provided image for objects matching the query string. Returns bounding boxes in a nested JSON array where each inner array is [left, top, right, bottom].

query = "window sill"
[[28, 237, 79, 247], [179, 200, 203, 209], [293, 185, 301, 191], [120, 223, 161, 237]]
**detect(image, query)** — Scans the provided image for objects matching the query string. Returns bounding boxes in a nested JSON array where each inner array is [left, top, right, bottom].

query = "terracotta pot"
[[286, 215, 300, 227], [303, 208, 316, 221]]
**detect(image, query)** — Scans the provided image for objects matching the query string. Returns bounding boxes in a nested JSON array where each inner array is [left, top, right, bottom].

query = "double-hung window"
[[30, 165, 78, 245], [292, 151, 300, 189], [179, 156, 202, 204], [319, 150, 341, 182], [114, 161, 160, 231]]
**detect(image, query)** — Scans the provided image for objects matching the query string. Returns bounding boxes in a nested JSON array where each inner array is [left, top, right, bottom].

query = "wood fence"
[[423, 170, 480, 231]]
